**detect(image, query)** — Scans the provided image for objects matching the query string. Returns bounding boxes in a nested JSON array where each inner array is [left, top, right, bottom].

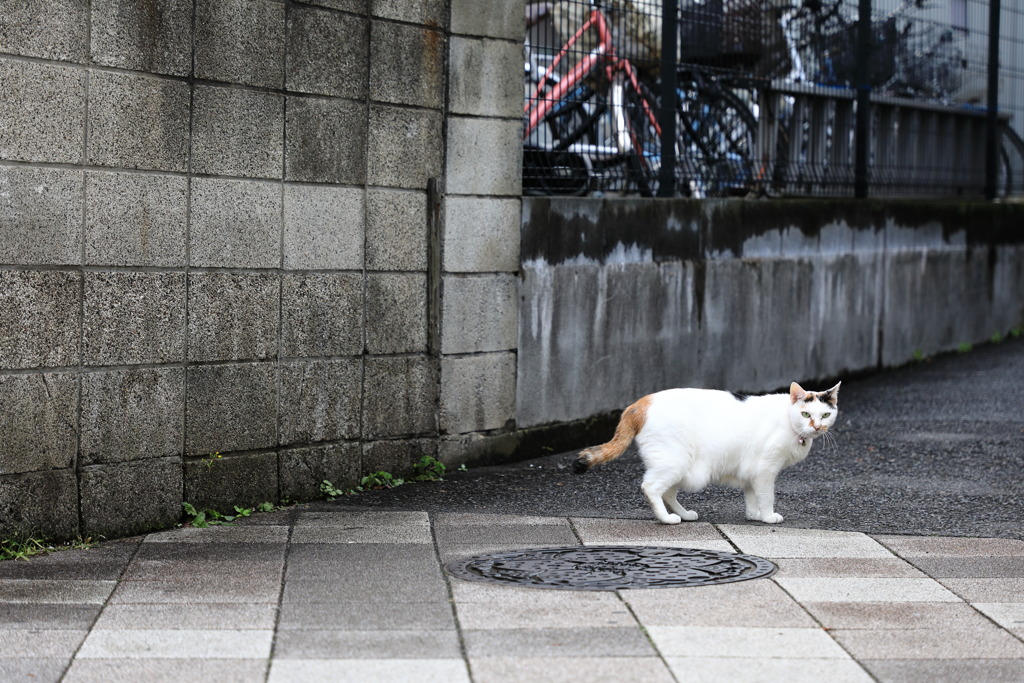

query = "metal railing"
[[523, 0, 1024, 199]]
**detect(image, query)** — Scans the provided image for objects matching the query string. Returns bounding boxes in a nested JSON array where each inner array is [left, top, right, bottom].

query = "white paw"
[[761, 512, 784, 524], [660, 513, 682, 525], [680, 510, 698, 521]]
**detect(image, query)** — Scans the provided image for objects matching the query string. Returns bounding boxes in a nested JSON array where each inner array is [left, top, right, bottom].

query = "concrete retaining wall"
[[518, 198, 1024, 428]]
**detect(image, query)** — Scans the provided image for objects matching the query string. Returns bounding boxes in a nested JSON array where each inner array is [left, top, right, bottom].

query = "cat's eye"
[[822, 412, 831, 418], [801, 411, 810, 418]]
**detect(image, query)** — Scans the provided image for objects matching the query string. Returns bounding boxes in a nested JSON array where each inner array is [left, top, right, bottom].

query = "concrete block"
[[0, 58, 85, 163], [362, 356, 438, 439], [362, 438, 437, 477], [285, 97, 366, 184], [445, 117, 522, 196], [86, 70, 189, 172], [279, 443, 361, 502], [194, 0, 285, 88], [365, 273, 428, 354], [84, 171, 187, 267], [368, 108, 442, 191], [450, 0, 523, 39], [371, 0, 444, 25], [441, 352, 516, 434], [82, 272, 186, 366], [78, 458, 183, 538], [191, 86, 284, 179], [279, 360, 362, 445], [90, 0, 193, 76], [441, 274, 518, 354], [0, 373, 77, 476], [280, 273, 363, 357], [190, 178, 281, 268], [286, 6, 367, 98], [184, 451, 279, 511], [0, 0, 88, 61], [187, 273, 280, 362], [365, 188, 428, 271], [0, 270, 80, 369], [80, 368, 184, 466], [283, 185, 364, 270], [443, 196, 520, 272], [0, 470, 78, 540], [369, 22, 443, 108], [185, 363, 277, 456], [0, 166, 83, 266], [449, 36, 523, 118]]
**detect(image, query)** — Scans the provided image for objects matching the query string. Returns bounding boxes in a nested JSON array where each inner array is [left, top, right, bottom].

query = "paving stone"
[[801, 601, 996, 630], [133, 541, 285, 562], [462, 627, 657, 658], [774, 557, 926, 578], [290, 524, 432, 544], [433, 524, 577, 547], [662, 657, 873, 683], [570, 518, 733, 550], [456, 599, 636, 630], [266, 659, 470, 683], [646, 625, 851, 659], [860, 659, 1024, 683], [273, 630, 462, 659], [143, 526, 289, 544], [622, 581, 817, 628], [0, 580, 115, 605], [875, 535, 1024, 557], [908, 556, 1024, 578], [277, 601, 455, 631], [449, 581, 626, 607], [0, 604, 101, 630], [0, 629, 87, 657], [63, 658, 268, 683], [294, 511, 430, 527], [831, 626, 1024, 659], [938, 578, 1024, 602], [469, 657, 676, 683], [0, 659, 66, 683], [76, 629, 274, 658], [718, 525, 893, 558], [281, 576, 448, 604], [775, 577, 961, 603], [434, 513, 568, 527], [109, 579, 281, 605], [92, 603, 278, 630]]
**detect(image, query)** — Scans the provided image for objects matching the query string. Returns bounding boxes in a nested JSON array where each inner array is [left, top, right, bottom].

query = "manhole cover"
[[444, 546, 777, 591]]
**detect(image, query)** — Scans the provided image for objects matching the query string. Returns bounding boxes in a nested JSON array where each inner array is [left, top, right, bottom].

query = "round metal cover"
[[444, 545, 777, 591]]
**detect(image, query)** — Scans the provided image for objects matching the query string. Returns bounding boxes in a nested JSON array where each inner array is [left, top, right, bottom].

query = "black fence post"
[[985, 0, 1001, 201], [657, 0, 679, 197], [854, 0, 872, 199]]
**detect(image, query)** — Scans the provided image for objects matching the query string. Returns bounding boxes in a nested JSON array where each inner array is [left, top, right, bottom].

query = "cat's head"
[[788, 381, 840, 439]]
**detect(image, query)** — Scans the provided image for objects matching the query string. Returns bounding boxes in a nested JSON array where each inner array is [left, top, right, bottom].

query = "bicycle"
[[523, 1, 758, 198]]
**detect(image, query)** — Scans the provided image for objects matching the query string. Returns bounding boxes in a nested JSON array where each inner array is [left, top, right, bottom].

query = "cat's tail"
[[573, 395, 650, 474]]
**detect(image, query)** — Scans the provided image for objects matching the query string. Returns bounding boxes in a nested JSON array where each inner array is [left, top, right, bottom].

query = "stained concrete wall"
[[518, 198, 1024, 428], [0, 0, 525, 541]]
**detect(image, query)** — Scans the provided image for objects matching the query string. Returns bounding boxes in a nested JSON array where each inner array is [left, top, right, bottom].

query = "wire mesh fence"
[[523, 0, 1024, 199]]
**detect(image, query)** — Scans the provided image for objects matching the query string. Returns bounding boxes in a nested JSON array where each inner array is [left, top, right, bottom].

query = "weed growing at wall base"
[[320, 456, 450, 501], [1, 536, 100, 562]]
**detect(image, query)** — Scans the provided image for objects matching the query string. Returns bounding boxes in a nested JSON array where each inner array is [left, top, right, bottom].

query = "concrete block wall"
[[0, 0, 527, 541]]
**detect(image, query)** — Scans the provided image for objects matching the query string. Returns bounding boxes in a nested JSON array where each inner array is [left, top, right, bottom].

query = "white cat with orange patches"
[[575, 382, 840, 524]]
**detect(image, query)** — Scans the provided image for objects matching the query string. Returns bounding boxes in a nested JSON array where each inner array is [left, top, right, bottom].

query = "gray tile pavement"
[[2, 508, 1023, 682]]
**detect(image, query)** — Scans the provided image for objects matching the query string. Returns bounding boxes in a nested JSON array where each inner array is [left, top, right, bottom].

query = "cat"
[[574, 381, 840, 524]]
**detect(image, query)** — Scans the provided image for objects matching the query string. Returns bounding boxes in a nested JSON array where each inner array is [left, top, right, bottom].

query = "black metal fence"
[[523, 0, 1024, 199]]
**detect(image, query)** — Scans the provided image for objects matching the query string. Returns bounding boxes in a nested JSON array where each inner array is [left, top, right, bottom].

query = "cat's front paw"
[[760, 512, 784, 524], [659, 513, 682, 525]]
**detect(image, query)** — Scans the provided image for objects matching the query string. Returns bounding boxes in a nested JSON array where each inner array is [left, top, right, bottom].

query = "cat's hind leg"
[[641, 470, 687, 525], [663, 486, 699, 522]]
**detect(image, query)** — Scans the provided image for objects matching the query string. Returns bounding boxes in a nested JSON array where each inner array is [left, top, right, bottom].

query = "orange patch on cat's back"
[[622, 394, 652, 433]]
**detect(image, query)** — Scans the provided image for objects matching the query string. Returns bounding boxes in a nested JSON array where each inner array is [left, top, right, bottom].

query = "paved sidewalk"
[[3, 508, 1023, 682]]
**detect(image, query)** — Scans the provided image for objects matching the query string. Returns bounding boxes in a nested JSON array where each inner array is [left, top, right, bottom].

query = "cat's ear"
[[823, 381, 841, 406], [789, 382, 806, 404]]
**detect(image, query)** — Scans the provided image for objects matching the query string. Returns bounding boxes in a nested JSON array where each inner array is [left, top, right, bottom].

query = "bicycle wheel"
[[524, 82, 602, 196], [677, 80, 758, 197]]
